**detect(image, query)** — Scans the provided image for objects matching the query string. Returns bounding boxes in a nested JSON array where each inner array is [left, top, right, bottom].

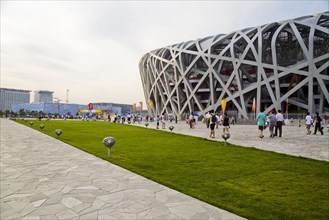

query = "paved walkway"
[[0, 119, 245, 220], [131, 121, 329, 162]]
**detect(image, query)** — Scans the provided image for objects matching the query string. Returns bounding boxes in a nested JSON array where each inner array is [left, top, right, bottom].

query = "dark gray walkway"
[[0, 119, 245, 220]]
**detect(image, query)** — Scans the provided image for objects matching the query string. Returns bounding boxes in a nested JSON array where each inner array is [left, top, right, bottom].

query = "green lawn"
[[17, 119, 329, 220]]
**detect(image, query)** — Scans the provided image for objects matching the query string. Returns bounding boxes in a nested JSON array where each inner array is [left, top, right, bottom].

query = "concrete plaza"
[[0, 119, 245, 220]]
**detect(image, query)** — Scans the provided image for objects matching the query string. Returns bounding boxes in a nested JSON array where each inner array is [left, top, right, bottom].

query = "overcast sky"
[[1, 0, 327, 105]]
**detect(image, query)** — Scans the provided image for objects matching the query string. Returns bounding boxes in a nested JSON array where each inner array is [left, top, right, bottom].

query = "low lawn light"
[[103, 137, 116, 158], [222, 133, 230, 146], [55, 129, 62, 138]]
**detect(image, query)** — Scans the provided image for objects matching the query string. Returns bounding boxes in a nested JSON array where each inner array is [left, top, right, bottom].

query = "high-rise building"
[[0, 88, 31, 111], [34, 90, 54, 103]]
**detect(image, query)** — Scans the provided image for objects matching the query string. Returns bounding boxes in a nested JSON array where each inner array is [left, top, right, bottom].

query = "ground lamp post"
[[29, 121, 34, 126], [103, 137, 116, 158], [169, 126, 174, 132], [39, 124, 45, 130], [145, 123, 149, 128], [222, 133, 230, 146], [55, 129, 62, 138]]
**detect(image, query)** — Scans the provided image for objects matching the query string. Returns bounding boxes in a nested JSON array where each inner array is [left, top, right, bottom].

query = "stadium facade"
[[139, 12, 329, 118]]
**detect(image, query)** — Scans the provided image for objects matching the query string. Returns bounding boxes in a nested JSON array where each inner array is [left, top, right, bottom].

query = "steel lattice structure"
[[139, 12, 329, 118]]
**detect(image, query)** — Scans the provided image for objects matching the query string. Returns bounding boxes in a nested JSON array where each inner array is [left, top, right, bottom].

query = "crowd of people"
[[80, 110, 326, 140], [256, 110, 325, 138]]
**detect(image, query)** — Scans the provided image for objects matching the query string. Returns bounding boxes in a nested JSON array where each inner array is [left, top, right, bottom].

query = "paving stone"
[[21, 215, 40, 220], [79, 210, 98, 220], [32, 199, 47, 208], [56, 209, 79, 219], [92, 197, 106, 209], [141, 204, 170, 218], [71, 202, 91, 213], [7, 200, 29, 212], [38, 215, 57, 219], [61, 197, 82, 208], [0, 208, 21, 220], [35, 203, 67, 215], [28, 193, 48, 203], [98, 213, 117, 220]]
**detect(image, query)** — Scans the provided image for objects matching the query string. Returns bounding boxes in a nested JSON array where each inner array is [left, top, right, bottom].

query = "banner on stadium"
[[252, 98, 256, 112], [221, 99, 227, 113]]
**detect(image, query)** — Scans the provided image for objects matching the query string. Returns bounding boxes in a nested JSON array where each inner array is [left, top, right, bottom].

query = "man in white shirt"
[[305, 112, 313, 135], [274, 109, 284, 137]]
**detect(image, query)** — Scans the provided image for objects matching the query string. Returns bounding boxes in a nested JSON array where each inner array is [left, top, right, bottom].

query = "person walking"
[[205, 111, 210, 128], [256, 109, 266, 138], [216, 113, 221, 129], [274, 109, 284, 137], [189, 113, 195, 129], [313, 113, 324, 135], [161, 113, 166, 129], [267, 111, 277, 138], [156, 115, 160, 129], [222, 112, 230, 134], [305, 112, 313, 134], [209, 111, 216, 138]]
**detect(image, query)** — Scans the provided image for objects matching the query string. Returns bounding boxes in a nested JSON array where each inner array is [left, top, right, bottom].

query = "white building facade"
[[0, 88, 31, 111], [34, 90, 54, 103]]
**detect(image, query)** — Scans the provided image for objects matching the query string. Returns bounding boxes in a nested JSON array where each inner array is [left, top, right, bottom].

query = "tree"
[[19, 109, 26, 117], [5, 110, 10, 117]]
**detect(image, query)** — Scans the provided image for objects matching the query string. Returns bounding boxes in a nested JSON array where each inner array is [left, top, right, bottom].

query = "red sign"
[[88, 103, 93, 110]]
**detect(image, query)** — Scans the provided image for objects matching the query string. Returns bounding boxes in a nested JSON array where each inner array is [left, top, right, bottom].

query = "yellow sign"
[[252, 98, 256, 112], [221, 99, 227, 113], [78, 110, 105, 113], [149, 100, 153, 109]]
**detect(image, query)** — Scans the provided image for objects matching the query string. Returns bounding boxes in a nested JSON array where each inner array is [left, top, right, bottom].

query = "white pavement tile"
[[79, 210, 98, 220], [61, 197, 83, 208], [32, 199, 47, 207], [56, 209, 79, 220]]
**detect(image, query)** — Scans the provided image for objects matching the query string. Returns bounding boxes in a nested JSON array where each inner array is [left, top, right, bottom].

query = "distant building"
[[12, 102, 87, 115], [11, 101, 134, 116], [0, 88, 31, 111], [34, 90, 53, 103], [93, 103, 133, 114]]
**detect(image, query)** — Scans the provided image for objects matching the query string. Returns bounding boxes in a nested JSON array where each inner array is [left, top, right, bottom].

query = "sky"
[[1, 0, 328, 105]]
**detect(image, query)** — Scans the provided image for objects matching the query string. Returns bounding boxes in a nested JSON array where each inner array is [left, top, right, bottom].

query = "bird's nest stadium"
[[139, 12, 329, 118]]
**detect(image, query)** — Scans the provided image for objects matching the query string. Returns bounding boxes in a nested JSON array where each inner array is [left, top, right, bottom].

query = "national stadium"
[[139, 12, 329, 118]]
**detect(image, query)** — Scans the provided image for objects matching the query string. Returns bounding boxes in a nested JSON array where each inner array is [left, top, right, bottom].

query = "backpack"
[[211, 115, 217, 123]]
